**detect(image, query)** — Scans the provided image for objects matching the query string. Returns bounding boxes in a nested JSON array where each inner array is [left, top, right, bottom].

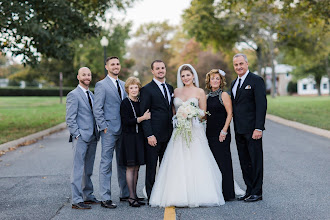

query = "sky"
[[112, 0, 192, 32]]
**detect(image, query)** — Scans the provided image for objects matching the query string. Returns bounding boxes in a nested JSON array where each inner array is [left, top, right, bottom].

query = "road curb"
[[266, 114, 330, 139], [0, 122, 67, 155]]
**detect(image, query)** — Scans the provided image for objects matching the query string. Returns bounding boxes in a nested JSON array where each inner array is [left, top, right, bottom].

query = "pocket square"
[[245, 85, 251, 89], [171, 93, 174, 97]]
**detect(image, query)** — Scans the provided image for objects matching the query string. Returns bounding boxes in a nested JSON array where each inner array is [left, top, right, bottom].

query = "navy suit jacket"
[[231, 72, 267, 134], [140, 80, 174, 142]]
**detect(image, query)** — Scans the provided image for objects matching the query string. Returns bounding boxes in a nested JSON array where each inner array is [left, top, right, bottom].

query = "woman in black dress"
[[120, 77, 150, 207], [205, 69, 235, 201]]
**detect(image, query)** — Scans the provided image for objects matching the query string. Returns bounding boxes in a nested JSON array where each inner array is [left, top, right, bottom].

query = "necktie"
[[116, 80, 122, 100], [86, 91, 93, 110], [86, 91, 96, 136], [161, 83, 169, 105], [236, 78, 242, 99]]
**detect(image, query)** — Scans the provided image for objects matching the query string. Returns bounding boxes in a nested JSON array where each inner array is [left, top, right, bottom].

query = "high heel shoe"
[[128, 198, 140, 207]]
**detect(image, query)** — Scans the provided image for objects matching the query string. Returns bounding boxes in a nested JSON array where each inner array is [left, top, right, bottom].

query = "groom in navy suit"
[[231, 53, 267, 202], [140, 60, 174, 200]]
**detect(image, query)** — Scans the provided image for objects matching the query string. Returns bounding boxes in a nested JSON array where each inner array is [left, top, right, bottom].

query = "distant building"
[[297, 76, 329, 95], [0, 78, 9, 87], [256, 64, 330, 96], [256, 64, 293, 96]]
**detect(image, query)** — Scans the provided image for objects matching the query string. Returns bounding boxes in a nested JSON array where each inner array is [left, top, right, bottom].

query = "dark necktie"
[[86, 91, 93, 110], [116, 80, 122, 100], [236, 78, 242, 99], [86, 91, 96, 136], [161, 83, 169, 105]]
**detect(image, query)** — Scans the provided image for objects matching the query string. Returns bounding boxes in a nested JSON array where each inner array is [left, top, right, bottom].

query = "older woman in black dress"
[[119, 77, 150, 207], [205, 69, 235, 201]]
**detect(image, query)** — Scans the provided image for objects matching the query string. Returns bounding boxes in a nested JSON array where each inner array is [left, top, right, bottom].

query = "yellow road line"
[[164, 206, 176, 220]]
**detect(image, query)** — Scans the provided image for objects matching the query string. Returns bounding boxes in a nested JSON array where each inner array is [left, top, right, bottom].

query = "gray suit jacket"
[[66, 86, 100, 142], [93, 76, 127, 135]]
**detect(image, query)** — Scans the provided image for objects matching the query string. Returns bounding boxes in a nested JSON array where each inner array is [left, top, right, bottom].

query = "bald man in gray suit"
[[93, 56, 129, 209], [66, 67, 100, 209]]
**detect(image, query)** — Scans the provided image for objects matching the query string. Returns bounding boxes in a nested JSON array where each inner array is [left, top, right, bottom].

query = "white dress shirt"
[[153, 78, 171, 105], [232, 70, 249, 99], [108, 75, 124, 100], [78, 84, 93, 105]]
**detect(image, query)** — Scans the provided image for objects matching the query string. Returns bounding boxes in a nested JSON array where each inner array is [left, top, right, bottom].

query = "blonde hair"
[[125, 76, 142, 94], [205, 69, 227, 90]]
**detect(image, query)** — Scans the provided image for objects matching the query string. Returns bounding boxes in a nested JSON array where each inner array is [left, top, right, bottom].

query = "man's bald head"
[[78, 67, 91, 75], [77, 67, 92, 89]]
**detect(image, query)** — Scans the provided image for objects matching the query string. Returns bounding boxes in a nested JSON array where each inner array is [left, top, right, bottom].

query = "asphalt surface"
[[0, 119, 329, 220]]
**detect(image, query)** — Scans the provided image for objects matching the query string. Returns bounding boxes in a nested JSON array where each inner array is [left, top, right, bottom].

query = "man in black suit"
[[140, 60, 174, 200], [231, 53, 267, 202]]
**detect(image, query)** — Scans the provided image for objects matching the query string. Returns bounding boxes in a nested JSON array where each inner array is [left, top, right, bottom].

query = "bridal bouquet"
[[172, 101, 209, 147]]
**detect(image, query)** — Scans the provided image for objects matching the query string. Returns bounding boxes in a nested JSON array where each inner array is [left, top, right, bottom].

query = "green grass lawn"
[[0, 97, 66, 144], [267, 96, 330, 130]]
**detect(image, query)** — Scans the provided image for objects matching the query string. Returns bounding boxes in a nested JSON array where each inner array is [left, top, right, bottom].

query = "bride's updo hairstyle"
[[180, 65, 196, 86], [205, 69, 226, 90]]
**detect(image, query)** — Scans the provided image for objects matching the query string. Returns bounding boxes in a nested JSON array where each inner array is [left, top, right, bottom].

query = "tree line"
[[0, 0, 329, 95]]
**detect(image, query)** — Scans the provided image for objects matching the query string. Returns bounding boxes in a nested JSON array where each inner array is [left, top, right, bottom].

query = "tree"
[[129, 21, 176, 85], [169, 37, 233, 90], [183, 0, 283, 97], [277, 0, 330, 95], [73, 23, 133, 83], [8, 22, 133, 87], [0, 0, 136, 65]]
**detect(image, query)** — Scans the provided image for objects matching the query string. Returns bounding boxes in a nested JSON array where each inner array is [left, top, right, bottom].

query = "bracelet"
[[220, 130, 227, 135]]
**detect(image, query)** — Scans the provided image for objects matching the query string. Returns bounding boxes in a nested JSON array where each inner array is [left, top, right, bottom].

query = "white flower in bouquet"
[[172, 101, 209, 147]]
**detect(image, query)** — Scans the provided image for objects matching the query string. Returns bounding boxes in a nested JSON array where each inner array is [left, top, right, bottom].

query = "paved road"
[[0, 119, 329, 220]]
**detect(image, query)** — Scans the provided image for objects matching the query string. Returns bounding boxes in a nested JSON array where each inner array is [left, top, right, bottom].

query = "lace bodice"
[[173, 97, 199, 112]]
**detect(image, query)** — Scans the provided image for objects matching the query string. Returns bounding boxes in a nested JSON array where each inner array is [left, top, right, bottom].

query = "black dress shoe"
[[84, 198, 101, 204], [101, 200, 117, 209], [72, 202, 91, 209], [120, 197, 129, 202], [237, 194, 250, 201], [135, 197, 146, 201], [244, 195, 262, 202], [128, 198, 141, 207]]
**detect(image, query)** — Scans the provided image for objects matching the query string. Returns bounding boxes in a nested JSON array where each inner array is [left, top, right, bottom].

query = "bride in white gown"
[[149, 64, 242, 208]]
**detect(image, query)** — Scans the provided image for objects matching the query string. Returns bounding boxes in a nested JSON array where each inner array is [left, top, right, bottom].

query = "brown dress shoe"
[[72, 202, 91, 209], [84, 198, 101, 204]]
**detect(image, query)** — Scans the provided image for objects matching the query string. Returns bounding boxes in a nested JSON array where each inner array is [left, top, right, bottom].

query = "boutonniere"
[[245, 85, 252, 89], [171, 93, 174, 98]]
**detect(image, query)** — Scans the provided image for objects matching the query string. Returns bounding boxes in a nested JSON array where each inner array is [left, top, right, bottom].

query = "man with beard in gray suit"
[[66, 67, 100, 209], [93, 56, 129, 209]]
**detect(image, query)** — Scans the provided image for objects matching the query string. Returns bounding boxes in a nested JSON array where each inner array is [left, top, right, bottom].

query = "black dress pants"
[[235, 132, 263, 196]]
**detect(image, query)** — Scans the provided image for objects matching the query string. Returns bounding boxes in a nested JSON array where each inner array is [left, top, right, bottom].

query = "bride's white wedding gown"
[[149, 97, 226, 207]]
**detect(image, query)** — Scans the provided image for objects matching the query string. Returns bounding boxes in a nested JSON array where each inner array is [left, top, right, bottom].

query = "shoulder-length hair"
[[205, 69, 226, 90]]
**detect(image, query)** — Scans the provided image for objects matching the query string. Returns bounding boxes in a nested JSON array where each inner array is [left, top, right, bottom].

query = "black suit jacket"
[[140, 80, 174, 142], [231, 72, 267, 134]]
